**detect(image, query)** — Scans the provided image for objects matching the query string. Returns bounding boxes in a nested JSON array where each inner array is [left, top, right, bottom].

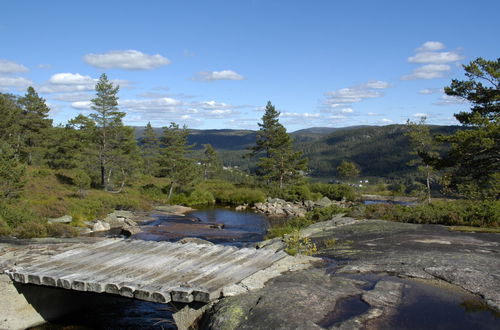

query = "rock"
[[120, 225, 142, 237], [154, 205, 194, 215], [235, 204, 248, 211], [256, 237, 285, 252], [362, 280, 404, 309], [314, 196, 333, 208], [304, 200, 315, 210], [178, 237, 215, 245], [202, 269, 367, 330], [47, 215, 72, 224], [91, 220, 110, 232], [103, 210, 134, 228]]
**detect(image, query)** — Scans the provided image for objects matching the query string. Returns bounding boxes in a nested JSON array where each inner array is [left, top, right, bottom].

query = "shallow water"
[[334, 273, 500, 329], [134, 207, 269, 246]]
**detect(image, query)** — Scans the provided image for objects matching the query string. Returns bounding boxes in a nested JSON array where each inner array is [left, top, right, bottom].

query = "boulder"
[[47, 215, 72, 224], [92, 220, 110, 232], [315, 196, 333, 208], [120, 225, 142, 237]]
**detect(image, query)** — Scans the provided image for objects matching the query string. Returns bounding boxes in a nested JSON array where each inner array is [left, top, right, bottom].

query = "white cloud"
[[434, 94, 467, 106], [361, 80, 391, 89], [402, 64, 451, 80], [412, 113, 428, 118], [380, 118, 393, 124], [53, 92, 93, 102], [403, 41, 464, 80], [281, 112, 321, 118], [419, 88, 442, 95], [194, 70, 244, 81], [0, 59, 29, 74], [417, 41, 445, 52], [120, 97, 182, 111], [84, 50, 170, 70], [71, 101, 92, 110], [39, 73, 131, 93], [322, 80, 390, 112], [367, 112, 380, 116], [0, 76, 33, 91], [408, 51, 464, 64]]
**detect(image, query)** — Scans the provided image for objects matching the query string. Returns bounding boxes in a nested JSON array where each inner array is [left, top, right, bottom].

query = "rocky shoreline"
[[201, 216, 500, 329]]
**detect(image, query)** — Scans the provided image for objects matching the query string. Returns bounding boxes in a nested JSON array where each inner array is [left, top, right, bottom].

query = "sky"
[[1, 0, 499, 131]]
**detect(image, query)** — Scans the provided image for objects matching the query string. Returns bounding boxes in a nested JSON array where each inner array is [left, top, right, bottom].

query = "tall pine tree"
[[140, 122, 160, 176], [251, 101, 307, 189], [89, 73, 124, 190], [159, 123, 198, 200], [18, 87, 52, 165]]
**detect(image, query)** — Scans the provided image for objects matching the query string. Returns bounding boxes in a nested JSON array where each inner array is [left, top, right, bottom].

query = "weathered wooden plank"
[[7, 239, 288, 304]]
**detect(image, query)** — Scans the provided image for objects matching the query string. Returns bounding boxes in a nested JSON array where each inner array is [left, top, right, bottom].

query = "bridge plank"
[[6, 239, 287, 304]]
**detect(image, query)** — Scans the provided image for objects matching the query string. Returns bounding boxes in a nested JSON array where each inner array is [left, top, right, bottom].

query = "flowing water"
[[29, 208, 500, 329]]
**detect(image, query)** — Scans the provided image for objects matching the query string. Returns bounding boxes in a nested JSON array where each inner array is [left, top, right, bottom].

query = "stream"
[[30, 207, 499, 329]]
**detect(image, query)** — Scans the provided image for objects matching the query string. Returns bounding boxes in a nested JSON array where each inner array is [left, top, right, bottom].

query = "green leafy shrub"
[[268, 184, 321, 202], [309, 183, 356, 201], [46, 223, 78, 238], [349, 200, 499, 227], [193, 180, 265, 206], [14, 220, 48, 238], [267, 204, 345, 238], [283, 230, 317, 256]]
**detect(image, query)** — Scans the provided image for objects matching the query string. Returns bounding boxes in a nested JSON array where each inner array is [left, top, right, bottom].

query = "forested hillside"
[[134, 125, 462, 178]]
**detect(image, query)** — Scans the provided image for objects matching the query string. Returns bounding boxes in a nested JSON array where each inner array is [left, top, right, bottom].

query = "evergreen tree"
[[405, 117, 438, 203], [140, 122, 160, 176], [437, 58, 499, 199], [336, 160, 360, 179], [89, 73, 124, 190], [0, 93, 22, 148], [250, 101, 289, 157], [252, 101, 308, 188], [18, 87, 53, 165], [0, 142, 25, 199], [159, 123, 198, 200], [201, 144, 220, 180]]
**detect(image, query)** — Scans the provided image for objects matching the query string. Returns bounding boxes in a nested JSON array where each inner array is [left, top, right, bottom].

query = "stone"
[[120, 225, 142, 237], [314, 196, 333, 208], [91, 220, 110, 232], [178, 237, 215, 245], [47, 215, 72, 224]]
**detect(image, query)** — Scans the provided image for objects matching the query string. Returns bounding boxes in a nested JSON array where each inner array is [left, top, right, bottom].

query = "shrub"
[[283, 230, 317, 256], [14, 220, 48, 238], [348, 200, 499, 227], [309, 183, 356, 201], [46, 223, 79, 238], [267, 204, 345, 238]]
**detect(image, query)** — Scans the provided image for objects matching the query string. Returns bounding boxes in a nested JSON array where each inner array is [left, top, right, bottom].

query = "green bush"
[[267, 204, 345, 238], [348, 200, 499, 227], [269, 184, 321, 202], [171, 189, 216, 206], [14, 220, 48, 238], [0, 202, 39, 227], [193, 180, 266, 206], [46, 223, 79, 238], [309, 183, 356, 201]]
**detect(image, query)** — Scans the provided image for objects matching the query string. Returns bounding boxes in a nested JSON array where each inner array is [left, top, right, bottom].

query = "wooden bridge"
[[3, 238, 287, 304]]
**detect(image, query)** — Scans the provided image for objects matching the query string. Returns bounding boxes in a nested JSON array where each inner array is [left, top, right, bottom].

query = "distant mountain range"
[[134, 125, 462, 178]]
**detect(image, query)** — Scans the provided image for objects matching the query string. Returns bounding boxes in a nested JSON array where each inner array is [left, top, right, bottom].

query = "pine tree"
[[437, 58, 499, 199], [405, 117, 438, 203], [252, 101, 308, 189], [201, 144, 220, 180], [89, 73, 124, 190], [159, 123, 198, 200], [18, 87, 52, 165], [336, 160, 360, 179], [0, 142, 25, 199], [140, 122, 160, 176]]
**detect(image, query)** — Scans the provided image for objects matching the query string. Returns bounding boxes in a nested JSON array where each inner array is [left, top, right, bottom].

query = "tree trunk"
[[167, 183, 175, 201], [426, 165, 431, 204]]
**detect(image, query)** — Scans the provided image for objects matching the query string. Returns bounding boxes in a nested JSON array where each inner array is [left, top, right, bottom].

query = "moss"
[[448, 226, 500, 233]]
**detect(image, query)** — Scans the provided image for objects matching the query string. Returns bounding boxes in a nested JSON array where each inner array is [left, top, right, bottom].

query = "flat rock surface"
[[204, 219, 500, 329]]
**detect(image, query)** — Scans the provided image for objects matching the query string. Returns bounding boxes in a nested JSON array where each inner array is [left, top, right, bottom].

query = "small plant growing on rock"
[[284, 230, 317, 256]]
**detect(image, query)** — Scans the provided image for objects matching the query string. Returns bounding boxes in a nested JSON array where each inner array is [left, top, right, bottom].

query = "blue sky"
[[1, 0, 499, 131]]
